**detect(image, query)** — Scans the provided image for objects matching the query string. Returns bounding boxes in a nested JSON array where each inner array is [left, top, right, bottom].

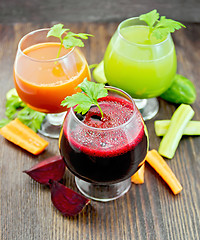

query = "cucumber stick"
[[92, 61, 108, 84], [158, 104, 194, 159], [155, 120, 200, 136]]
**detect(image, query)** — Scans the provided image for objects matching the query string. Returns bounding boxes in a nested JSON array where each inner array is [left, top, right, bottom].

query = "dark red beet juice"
[[60, 95, 148, 184]]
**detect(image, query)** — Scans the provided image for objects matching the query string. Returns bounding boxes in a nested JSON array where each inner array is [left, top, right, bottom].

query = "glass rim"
[[117, 17, 171, 47], [69, 86, 139, 131], [18, 28, 75, 63]]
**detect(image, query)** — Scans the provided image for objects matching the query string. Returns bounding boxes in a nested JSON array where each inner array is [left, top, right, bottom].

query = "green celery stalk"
[[158, 104, 194, 159], [155, 120, 200, 136]]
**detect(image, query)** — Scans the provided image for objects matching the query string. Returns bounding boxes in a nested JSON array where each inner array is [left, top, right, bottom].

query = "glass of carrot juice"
[[14, 28, 91, 138], [104, 17, 177, 120]]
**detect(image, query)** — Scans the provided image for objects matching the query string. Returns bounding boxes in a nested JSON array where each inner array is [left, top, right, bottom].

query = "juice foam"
[[64, 96, 144, 158]]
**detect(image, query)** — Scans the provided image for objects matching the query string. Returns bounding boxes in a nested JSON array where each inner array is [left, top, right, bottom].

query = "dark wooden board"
[[0, 22, 200, 240], [0, 0, 200, 23]]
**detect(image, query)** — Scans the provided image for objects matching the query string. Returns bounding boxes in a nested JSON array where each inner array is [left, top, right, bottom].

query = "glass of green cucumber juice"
[[104, 17, 177, 120]]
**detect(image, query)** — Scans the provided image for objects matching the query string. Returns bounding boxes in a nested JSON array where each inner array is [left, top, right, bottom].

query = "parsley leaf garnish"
[[47, 23, 93, 59], [18, 107, 46, 132], [61, 78, 108, 119], [5, 95, 25, 119], [0, 118, 11, 128], [140, 9, 159, 28], [139, 9, 186, 40], [0, 88, 46, 132]]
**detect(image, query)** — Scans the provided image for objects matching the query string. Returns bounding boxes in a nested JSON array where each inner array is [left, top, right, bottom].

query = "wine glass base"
[[134, 98, 159, 121], [38, 112, 67, 139], [75, 177, 131, 202]]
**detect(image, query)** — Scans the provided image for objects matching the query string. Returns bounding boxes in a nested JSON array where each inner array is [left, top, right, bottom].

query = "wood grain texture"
[[0, 22, 200, 240], [0, 0, 200, 23]]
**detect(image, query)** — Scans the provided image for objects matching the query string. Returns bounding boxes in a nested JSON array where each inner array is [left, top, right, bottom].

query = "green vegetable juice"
[[104, 25, 177, 98]]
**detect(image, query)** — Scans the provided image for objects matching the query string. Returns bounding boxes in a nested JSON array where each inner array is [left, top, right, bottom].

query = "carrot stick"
[[0, 118, 49, 155], [138, 159, 146, 167], [131, 164, 145, 184], [58, 126, 63, 149], [145, 149, 182, 195]]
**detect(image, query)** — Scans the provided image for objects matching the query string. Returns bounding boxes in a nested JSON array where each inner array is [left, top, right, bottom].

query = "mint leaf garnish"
[[61, 78, 108, 119], [139, 9, 186, 40], [47, 24, 93, 59]]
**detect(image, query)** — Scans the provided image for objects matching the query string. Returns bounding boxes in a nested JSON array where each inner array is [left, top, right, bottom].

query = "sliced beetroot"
[[23, 155, 65, 185], [50, 180, 90, 217]]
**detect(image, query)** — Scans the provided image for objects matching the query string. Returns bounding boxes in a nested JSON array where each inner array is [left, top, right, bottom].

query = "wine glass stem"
[[134, 98, 159, 121], [75, 177, 132, 202], [38, 112, 67, 138]]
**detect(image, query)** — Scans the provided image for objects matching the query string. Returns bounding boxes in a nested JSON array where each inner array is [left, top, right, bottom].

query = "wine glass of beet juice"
[[59, 86, 148, 201], [14, 28, 90, 138], [104, 17, 177, 120]]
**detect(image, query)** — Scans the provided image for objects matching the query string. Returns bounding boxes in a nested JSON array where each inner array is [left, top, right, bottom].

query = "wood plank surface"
[[0, 0, 200, 23], [0, 22, 200, 240]]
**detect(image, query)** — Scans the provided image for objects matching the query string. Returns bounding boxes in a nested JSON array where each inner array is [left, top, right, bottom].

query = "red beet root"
[[50, 180, 90, 217], [24, 156, 65, 184]]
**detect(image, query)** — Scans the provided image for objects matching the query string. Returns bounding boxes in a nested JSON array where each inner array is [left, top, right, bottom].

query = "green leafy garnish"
[[5, 95, 26, 119], [47, 23, 93, 59], [18, 107, 46, 132], [0, 118, 11, 128], [140, 9, 160, 28], [139, 9, 186, 39], [0, 88, 46, 132], [61, 78, 108, 119]]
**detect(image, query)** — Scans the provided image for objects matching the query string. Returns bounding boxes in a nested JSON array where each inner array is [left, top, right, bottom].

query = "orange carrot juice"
[[14, 42, 90, 113]]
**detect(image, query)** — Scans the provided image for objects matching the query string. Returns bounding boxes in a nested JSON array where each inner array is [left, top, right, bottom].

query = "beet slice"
[[50, 180, 90, 217], [24, 155, 65, 184]]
